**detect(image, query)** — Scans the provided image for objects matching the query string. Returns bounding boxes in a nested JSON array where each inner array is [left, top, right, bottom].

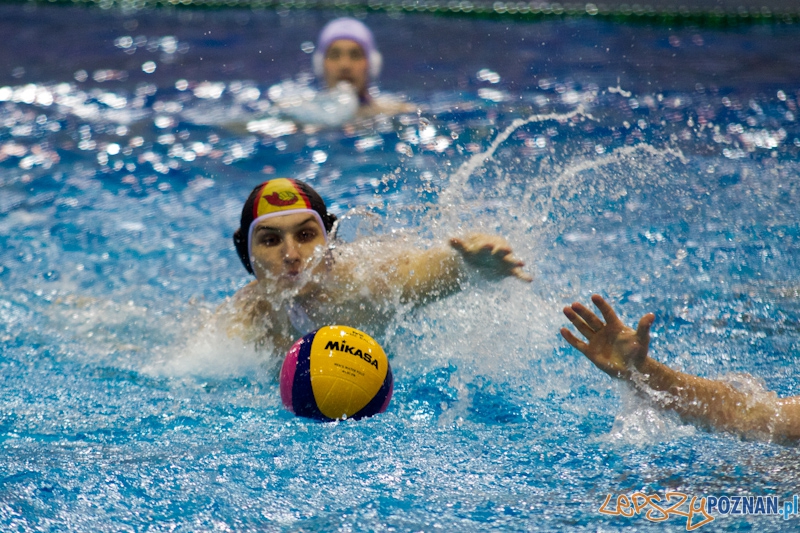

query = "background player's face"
[[323, 39, 369, 97]]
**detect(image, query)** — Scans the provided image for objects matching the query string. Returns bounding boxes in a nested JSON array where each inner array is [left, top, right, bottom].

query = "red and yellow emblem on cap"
[[253, 178, 312, 218]]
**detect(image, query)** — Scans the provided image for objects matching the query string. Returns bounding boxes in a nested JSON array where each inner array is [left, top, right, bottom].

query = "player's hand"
[[450, 233, 532, 282], [560, 294, 654, 379]]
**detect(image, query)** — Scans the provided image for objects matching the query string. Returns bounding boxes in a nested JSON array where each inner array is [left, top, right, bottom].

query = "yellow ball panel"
[[308, 325, 388, 419], [312, 375, 373, 419]]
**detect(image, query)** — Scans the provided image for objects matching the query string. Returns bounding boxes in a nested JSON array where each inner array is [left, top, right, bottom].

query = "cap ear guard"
[[369, 50, 382, 80], [324, 212, 338, 235], [233, 228, 254, 275], [327, 213, 340, 240], [312, 51, 324, 79]]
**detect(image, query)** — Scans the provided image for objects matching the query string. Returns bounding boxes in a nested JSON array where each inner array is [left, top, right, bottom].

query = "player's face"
[[250, 213, 327, 289], [323, 39, 369, 97]]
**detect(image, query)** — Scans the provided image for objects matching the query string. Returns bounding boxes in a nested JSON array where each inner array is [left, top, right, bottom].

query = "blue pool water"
[[2, 5, 800, 531]]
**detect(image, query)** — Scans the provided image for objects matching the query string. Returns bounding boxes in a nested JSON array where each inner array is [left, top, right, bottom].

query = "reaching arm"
[[561, 294, 800, 444], [361, 232, 532, 305], [383, 243, 463, 304]]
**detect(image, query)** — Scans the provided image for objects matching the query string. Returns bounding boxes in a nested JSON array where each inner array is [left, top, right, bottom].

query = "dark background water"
[[3, 4, 800, 97]]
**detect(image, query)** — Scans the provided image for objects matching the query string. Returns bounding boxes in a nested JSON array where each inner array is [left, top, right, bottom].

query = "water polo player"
[[272, 18, 414, 125], [314, 17, 379, 105], [220, 178, 531, 355]]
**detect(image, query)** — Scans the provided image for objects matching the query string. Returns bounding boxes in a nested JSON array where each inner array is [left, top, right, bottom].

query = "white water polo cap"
[[313, 18, 383, 80]]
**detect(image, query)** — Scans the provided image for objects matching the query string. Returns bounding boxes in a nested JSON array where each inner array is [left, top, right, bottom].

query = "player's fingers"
[[560, 327, 589, 353], [511, 267, 533, 282], [563, 306, 595, 338], [636, 312, 655, 344], [571, 302, 605, 331], [591, 294, 620, 325], [490, 244, 512, 257]]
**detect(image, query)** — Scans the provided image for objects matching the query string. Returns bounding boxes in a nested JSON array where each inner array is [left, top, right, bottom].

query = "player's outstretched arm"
[[561, 294, 800, 444], [359, 232, 531, 305]]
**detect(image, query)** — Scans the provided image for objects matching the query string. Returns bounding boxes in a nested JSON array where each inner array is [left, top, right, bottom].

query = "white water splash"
[[438, 106, 590, 209]]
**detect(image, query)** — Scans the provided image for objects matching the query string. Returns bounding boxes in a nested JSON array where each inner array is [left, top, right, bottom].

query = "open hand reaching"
[[560, 294, 654, 379]]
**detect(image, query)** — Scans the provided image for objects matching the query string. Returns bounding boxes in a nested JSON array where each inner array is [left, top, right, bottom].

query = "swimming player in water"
[[561, 294, 800, 445], [313, 17, 376, 107], [219, 178, 531, 355], [273, 17, 413, 125], [313, 17, 414, 117]]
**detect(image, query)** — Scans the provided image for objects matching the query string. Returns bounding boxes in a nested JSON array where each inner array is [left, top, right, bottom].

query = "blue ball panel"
[[352, 365, 393, 420], [291, 331, 327, 420]]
